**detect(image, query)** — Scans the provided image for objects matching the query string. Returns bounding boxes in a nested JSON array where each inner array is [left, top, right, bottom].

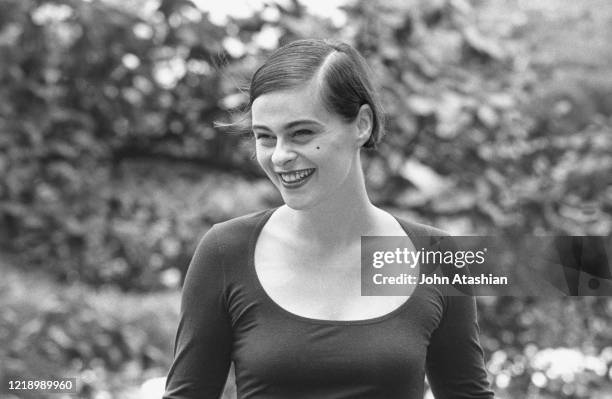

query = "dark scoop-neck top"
[[163, 208, 495, 399]]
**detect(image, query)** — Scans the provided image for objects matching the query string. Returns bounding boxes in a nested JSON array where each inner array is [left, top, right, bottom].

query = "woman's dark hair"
[[248, 39, 385, 149]]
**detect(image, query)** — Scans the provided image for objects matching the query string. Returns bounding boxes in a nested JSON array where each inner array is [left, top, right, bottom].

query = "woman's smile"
[[278, 168, 316, 188]]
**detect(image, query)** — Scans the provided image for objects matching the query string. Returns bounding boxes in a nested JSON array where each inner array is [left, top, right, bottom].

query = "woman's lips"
[[278, 168, 315, 188]]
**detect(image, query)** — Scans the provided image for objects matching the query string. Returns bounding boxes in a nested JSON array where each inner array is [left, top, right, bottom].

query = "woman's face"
[[251, 80, 368, 210]]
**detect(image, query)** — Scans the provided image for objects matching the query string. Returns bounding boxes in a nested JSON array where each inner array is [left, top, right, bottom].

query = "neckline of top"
[[247, 207, 425, 326]]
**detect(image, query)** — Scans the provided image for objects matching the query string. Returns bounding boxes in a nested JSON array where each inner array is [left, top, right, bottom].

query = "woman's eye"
[[255, 134, 276, 146], [293, 129, 313, 138]]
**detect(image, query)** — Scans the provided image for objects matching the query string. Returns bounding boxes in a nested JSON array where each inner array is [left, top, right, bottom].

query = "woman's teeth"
[[280, 169, 314, 183]]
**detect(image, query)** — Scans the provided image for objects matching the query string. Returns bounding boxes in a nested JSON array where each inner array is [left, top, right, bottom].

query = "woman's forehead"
[[251, 82, 331, 127]]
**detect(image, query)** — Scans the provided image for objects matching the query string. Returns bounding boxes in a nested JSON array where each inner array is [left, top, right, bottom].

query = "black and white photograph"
[[1, 0, 611, 398]]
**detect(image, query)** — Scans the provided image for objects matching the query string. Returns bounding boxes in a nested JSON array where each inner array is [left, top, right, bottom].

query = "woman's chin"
[[283, 201, 312, 211], [282, 195, 316, 211]]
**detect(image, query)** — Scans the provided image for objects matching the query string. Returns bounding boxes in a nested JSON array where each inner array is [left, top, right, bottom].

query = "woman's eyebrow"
[[252, 119, 323, 131]]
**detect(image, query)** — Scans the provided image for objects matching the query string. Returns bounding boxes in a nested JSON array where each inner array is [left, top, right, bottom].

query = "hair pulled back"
[[249, 39, 385, 149]]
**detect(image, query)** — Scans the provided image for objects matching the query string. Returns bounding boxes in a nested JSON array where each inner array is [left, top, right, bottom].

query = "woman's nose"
[[271, 140, 297, 166]]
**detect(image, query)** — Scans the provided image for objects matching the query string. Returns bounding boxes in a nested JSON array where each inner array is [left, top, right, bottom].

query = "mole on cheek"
[[316, 146, 320, 150]]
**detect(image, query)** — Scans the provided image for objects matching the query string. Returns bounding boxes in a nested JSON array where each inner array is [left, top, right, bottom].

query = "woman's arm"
[[163, 226, 232, 399], [425, 294, 494, 398]]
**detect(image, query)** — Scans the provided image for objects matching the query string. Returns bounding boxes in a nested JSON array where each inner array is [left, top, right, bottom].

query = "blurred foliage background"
[[1, 0, 611, 397]]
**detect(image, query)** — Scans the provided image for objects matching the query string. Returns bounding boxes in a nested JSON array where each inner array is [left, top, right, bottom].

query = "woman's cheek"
[[254, 145, 268, 163]]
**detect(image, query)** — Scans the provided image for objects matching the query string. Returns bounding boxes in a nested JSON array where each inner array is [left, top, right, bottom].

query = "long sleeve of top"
[[426, 295, 492, 398], [163, 208, 495, 399], [163, 226, 232, 397]]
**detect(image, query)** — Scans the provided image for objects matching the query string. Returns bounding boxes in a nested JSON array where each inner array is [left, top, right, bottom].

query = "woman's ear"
[[355, 104, 373, 147]]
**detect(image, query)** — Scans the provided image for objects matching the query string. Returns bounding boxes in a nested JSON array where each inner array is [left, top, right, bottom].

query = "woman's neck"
[[279, 157, 380, 249]]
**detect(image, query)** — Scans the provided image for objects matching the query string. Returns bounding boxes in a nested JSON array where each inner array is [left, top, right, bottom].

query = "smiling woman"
[[248, 40, 383, 213], [251, 80, 371, 210], [163, 39, 495, 399]]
